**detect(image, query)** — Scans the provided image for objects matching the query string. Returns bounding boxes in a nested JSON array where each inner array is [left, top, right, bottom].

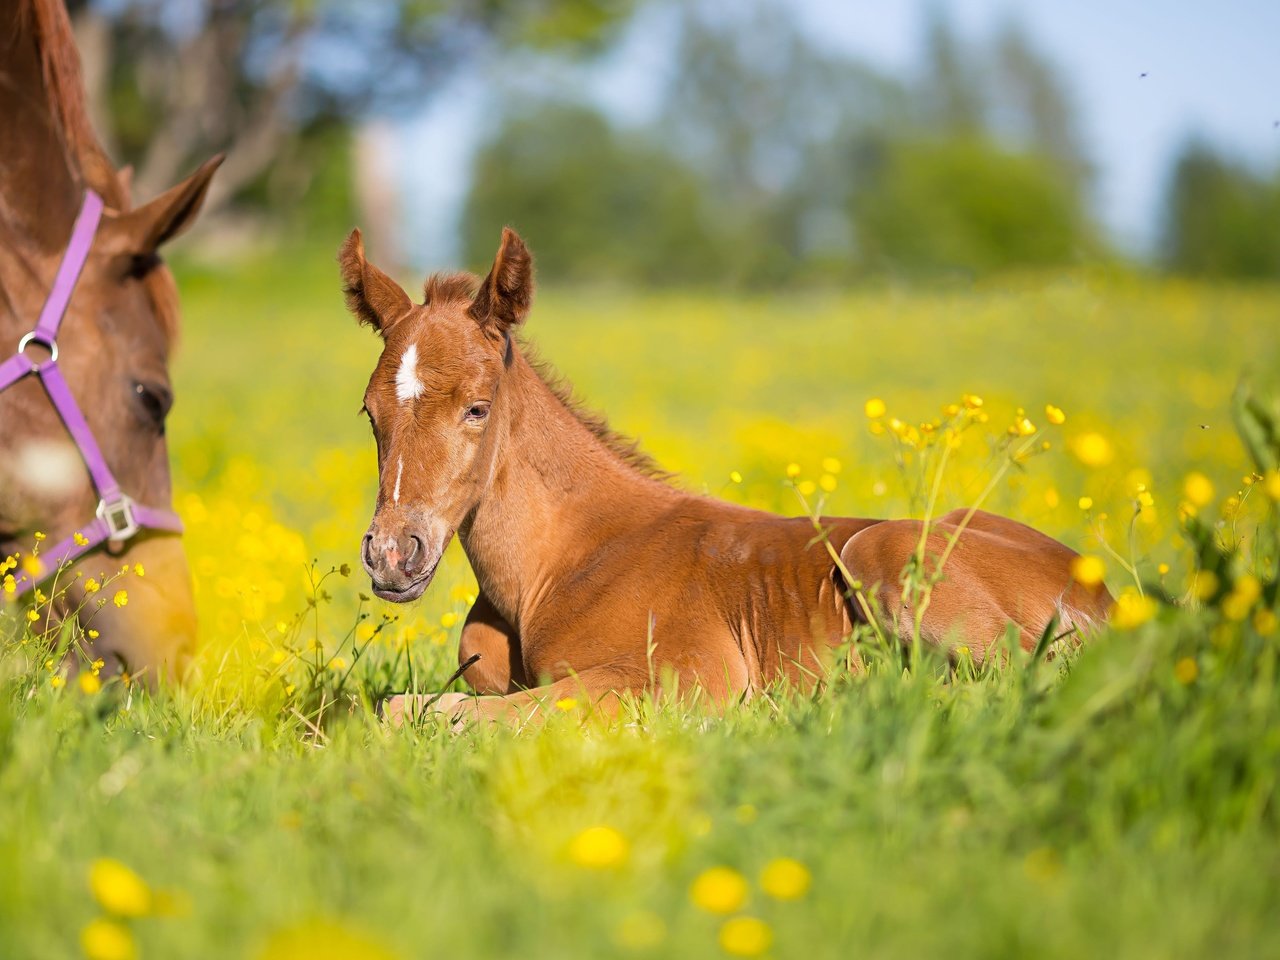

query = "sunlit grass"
[[2, 257, 1279, 958]]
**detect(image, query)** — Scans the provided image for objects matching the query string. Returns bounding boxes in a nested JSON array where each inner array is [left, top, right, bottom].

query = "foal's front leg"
[[386, 663, 646, 729]]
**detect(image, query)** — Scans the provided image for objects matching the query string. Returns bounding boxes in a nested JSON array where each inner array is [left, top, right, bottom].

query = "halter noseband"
[[0, 190, 183, 597]]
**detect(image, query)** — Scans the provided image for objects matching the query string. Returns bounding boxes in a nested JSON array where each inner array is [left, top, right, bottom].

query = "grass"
[[2, 253, 1279, 959]]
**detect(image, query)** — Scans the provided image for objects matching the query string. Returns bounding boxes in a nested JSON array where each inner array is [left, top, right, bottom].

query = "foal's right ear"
[[338, 229, 413, 335], [468, 227, 533, 337]]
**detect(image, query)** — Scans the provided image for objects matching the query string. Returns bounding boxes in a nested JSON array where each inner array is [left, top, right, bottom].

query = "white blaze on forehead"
[[395, 343, 424, 403]]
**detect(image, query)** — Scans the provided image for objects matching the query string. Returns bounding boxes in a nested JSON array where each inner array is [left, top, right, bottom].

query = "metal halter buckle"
[[97, 495, 140, 542], [17, 331, 59, 363]]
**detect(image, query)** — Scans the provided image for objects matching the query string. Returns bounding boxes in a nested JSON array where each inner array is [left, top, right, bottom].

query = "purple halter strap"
[[1, 190, 183, 597]]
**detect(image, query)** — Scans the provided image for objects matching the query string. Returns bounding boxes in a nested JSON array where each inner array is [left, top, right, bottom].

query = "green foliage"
[[851, 137, 1098, 276], [462, 104, 723, 284], [1161, 140, 1280, 279]]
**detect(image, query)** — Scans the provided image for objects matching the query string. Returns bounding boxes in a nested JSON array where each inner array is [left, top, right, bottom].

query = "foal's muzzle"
[[361, 523, 439, 602]]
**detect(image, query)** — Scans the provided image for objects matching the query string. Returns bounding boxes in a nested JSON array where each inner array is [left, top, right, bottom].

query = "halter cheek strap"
[[1, 190, 183, 597]]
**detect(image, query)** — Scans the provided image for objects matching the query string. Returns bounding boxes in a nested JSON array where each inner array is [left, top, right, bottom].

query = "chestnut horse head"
[[0, 0, 220, 678], [338, 227, 532, 601]]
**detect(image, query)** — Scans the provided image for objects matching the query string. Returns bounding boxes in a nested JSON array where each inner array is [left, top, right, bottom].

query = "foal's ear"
[[468, 227, 533, 336], [103, 154, 223, 253], [338, 228, 413, 335]]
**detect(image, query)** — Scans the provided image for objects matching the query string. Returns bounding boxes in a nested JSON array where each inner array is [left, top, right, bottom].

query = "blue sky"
[[397, 0, 1280, 267]]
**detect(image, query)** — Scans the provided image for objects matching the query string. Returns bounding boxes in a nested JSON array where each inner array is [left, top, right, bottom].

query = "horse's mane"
[[24, 0, 127, 209], [425, 271, 674, 483]]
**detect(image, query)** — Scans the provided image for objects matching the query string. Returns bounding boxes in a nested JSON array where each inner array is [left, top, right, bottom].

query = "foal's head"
[[340, 228, 533, 601]]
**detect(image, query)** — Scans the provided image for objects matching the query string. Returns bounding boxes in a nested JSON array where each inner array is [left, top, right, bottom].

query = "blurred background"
[[73, 0, 1280, 281]]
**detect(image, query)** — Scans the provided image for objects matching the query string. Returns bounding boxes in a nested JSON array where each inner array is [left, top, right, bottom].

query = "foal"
[[339, 228, 1110, 725]]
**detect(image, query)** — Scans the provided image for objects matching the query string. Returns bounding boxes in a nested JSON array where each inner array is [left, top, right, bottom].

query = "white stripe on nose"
[[393, 457, 403, 505]]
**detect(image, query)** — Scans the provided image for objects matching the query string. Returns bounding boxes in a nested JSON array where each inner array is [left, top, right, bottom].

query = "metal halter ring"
[[17, 331, 59, 363]]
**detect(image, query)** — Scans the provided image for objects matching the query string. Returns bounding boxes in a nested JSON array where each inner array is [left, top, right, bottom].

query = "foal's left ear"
[[102, 154, 224, 254], [468, 227, 533, 337]]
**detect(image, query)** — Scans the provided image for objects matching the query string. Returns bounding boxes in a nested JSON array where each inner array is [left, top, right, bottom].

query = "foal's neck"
[[459, 351, 679, 628]]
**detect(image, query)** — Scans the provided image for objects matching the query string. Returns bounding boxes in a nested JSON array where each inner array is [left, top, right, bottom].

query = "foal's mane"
[[425, 271, 674, 483]]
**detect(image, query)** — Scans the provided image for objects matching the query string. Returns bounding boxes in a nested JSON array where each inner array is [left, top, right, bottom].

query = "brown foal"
[[339, 228, 1111, 726]]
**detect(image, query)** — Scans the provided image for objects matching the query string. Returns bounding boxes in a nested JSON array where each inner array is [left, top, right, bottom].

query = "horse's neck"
[[460, 352, 679, 627], [0, 2, 80, 252]]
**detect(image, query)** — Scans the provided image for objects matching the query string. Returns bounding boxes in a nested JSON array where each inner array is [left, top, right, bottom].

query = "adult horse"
[[340, 228, 1111, 725], [1, 0, 220, 679]]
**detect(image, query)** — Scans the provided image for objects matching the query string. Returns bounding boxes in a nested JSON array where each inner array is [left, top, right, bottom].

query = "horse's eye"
[[465, 402, 490, 423], [132, 380, 173, 430]]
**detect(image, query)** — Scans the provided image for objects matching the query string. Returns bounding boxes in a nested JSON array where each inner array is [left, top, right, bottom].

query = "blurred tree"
[[919, 5, 984, 135], [850, 138, 1097, 275], [1161, 139, 1280, 279], [462, 102, 722, 284], [65, 0, 638, 215]]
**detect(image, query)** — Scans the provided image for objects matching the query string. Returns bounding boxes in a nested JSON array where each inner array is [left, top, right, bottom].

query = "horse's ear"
[[469, 227, 533, 336], [338, 228, 413, 335], [103, 155, 223, 253]]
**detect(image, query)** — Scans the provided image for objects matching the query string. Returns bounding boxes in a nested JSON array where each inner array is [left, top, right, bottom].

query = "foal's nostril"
[[361, 533, 375, 572], [403, 535, 424, 576]]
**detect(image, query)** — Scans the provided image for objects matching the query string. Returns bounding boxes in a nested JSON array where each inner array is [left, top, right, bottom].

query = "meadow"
[[2, 251, 1279, 959]]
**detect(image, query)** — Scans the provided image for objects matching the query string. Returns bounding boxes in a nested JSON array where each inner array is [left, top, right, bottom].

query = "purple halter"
[[1, 190, 183, 597]]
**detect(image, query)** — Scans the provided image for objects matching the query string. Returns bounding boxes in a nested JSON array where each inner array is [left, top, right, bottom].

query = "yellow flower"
[[74, 532, 90, 547], [863, 398, 886, 418], [718, 917, 773, 957], [822, 456, 842, 474], [80, 918, 137, 960], [1182, 472, 1215, 508], [1255, 609, 1277, 636], [1069, 432, 1114, 468], [1078, 496, 1093, 511], [112, 590, 128, 608], [79, 673, 102, 695], [84, 578, 100, 594], [785, 462, 801, 479], [1070, 555, 1106, 588], [1013, 416, 1037, 437], [798, 480, 816, 497], [567, 825, 629, 869], [962, 393, 984, 410], [88, 629, 100, 640], [690, 866, 749, 914], [33, 531, 46, 542], [1263, 469, 1280, 501], [554, 697, 578, 712], [89, 858, 152, 917], [50, 675, 65, 689], [1157, 563, 1170, 576], [1189, 570, 1219, 602], [1110, 589, 1158, 630], [1222, 575, 1261, 621], [26, 609, 41, 623], [21, 554, 43, 578], [1173, 657, 1198, 685], [818, 474, 838, 493], [1044, 404, 1066, 425], [328, 657, 347, 672], [133, 563, 145, 577], [729, 471, 743, 484], [759, 857, 811, 900], [2, 574, 14, 594], [440, 612, 459, 628]]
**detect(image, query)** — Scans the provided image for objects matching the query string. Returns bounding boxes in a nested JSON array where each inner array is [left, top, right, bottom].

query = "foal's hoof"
[[381, 692, 470, 728]]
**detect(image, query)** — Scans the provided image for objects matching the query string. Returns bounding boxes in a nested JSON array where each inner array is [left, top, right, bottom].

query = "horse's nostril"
[[403, 534, 424, 575], [361, 533, 375, 571]]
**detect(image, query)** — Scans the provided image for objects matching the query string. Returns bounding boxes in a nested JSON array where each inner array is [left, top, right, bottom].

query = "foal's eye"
[[132, 380, 173, 430], [465, 402, 490, 424]]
